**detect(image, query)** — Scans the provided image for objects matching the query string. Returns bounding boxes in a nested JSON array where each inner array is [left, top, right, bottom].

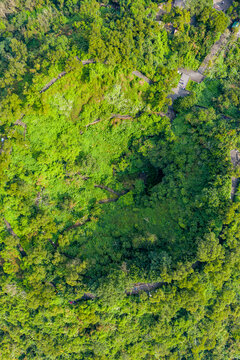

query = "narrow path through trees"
[[230, 150, 239, 200], [132, 70, 153, 85], [15, 114, 27, 138], [39, 58, 95, 94], [198, 29, 231, 75], [3, 218, 27, 257], [40, 71, 67, 93]]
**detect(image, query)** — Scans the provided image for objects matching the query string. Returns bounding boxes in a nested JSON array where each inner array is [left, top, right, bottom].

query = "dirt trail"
[[4, 218, 19, 238], [213, 0, 233, 12], [231, 177, 239, 200], [111, 114, 133, 120], [85, 114, 133, 128], [230, 150, 239, 200], [168, 87, 190, 101], [70, 281, 169, 304], [15, 114, 27, 137], [3, 218, 27, 256], [76, 57, 96, 66], [40, 71, 67, 93], [126, 281, 168, 295], [40, 59, 95, 94], [94, 184, 123, 196], [98, 189, 129, 204], [169, 29, 231, 104], [132, 70, 153, 85], [198, 30, 231, 75], [86, 119, 101, 128]]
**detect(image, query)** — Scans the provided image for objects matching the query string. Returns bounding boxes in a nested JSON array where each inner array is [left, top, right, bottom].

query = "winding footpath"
[[132, 70, 153, 85], [198, 29, 231, 75], [230, 150, 239, 200], [5, 25, 237, 302], [39, 58, 95, 93]]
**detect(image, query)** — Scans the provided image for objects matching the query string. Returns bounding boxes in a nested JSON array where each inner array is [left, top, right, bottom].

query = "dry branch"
[[155, 111, 167, 117]]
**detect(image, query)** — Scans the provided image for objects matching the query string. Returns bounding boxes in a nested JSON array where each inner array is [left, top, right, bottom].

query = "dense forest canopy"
[[0, 0, 240, 359]]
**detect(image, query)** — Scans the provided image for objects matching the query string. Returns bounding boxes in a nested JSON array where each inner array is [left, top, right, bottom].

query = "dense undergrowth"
[[0, 0, 240, 359]]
